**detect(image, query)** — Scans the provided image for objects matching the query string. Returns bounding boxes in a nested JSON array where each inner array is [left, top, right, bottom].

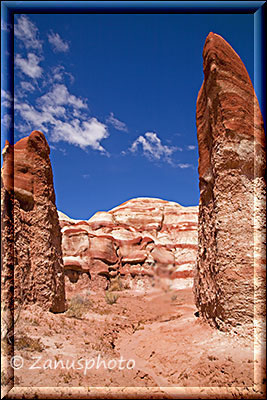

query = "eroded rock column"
[[1, 131, 65, 313], [194, 33, 266, 331]]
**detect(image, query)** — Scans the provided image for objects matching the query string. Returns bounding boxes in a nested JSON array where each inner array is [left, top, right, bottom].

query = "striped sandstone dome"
[[58, 198, 198, 289]]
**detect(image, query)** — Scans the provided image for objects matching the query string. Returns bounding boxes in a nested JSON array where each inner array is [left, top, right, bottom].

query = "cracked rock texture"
[[1, 131, 65, 313], [194, 32, 266, 331], [58, 198, 198, 289]]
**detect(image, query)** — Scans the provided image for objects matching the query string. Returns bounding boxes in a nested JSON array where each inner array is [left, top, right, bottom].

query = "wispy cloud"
[[130, 132, 177, 163], [1, 114, 12, 129], [50, 145, 67, 156], [20, 81, 35, 92], [187, 145, 196, 150], [1, 20, 12, 32], [176, 163, 193, 169], [49, 65, 74, 84], [48, 31, 69, 53], [16, 81, 37, 100], [1, 89, 13, 108], [51, 65, 66, 82], [106, 112, 128, 132], [14, 15, 42, 51], [15, 53, 43, 79]]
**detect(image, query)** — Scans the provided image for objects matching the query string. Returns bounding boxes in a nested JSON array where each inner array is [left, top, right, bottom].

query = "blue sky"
[[1, 13, 254, 219]]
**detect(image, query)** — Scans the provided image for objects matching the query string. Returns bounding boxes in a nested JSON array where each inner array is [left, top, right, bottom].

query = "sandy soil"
[[3, 279, 261, 393]]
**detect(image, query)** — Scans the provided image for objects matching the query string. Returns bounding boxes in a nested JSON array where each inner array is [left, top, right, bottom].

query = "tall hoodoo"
[[1, 131, 65, 313], [194, 33, 266, 331]]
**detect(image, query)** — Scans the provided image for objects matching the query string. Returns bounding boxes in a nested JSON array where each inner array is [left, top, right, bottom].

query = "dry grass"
[[171, 294, 178, 301], [105, 291, 119, 305], [66, 294, 92, 319], [15, 334, 44, 352], [123, 281, 131, 290], [109, 275, 123, 292]]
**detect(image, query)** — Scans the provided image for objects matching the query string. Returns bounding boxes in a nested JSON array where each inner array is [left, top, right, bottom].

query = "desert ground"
[[4, 275, 257, 391]]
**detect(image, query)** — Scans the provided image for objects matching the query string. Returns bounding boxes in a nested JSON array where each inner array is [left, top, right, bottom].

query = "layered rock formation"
[[194, 33, 266, 331], [1, 131, 65, 312], [58, 198, 198, 289]]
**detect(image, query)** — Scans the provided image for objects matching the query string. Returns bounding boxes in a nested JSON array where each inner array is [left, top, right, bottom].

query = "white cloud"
[[68, 94, 87, 109], [51, 117, 109, 153], [48, 31, 69, 52], [130, 132, 177, 163], [51, 65, 65, 82], [2, 114, 12, 129], [128, 132, 194, 168], [16, 81, 36, 100], [49, 66, 74, 84], [14, 120, 31, 134], [73, 108, 86, 120], [187, 145, 196, 150], [15, 83, 109, 153], [1, 90, 13, 108], [14, 23, 108, 155], [37, 84, 87, 110], [14, 15, 42, 51], [15, 53, 43, 79], [20, 81, 35, 92], [106, 112, 128, 132], [15, 101, 56, 133], [177, 163, 193, 169], [1, 20, 11, 32]]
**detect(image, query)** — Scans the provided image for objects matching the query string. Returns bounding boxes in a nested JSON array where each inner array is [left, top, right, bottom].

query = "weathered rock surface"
[[59, 198, 198, 289], [194, 33, 266, 331], [1, 131, 66, 312]]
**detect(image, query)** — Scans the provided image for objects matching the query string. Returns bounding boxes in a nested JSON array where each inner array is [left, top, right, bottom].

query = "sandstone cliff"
[[58, 198, 198, 290], [1, 131, 65, 313], [194, 33, 266, 331]]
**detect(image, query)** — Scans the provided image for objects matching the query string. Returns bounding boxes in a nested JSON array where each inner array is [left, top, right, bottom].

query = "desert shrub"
[[123, 281, 131, 290], [171, 294, 178, 301], [66, 294, 92, 319], [105, 291, 119, 305], [108, 275, 122, 292], [62, 371, 72, 384], [15, 334, 44, 352], [207, 354, 218, 361]]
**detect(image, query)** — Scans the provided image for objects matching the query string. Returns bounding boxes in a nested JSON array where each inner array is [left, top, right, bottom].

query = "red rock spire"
[[1, 131, 66, 313], [194, 33, 266, 332]]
